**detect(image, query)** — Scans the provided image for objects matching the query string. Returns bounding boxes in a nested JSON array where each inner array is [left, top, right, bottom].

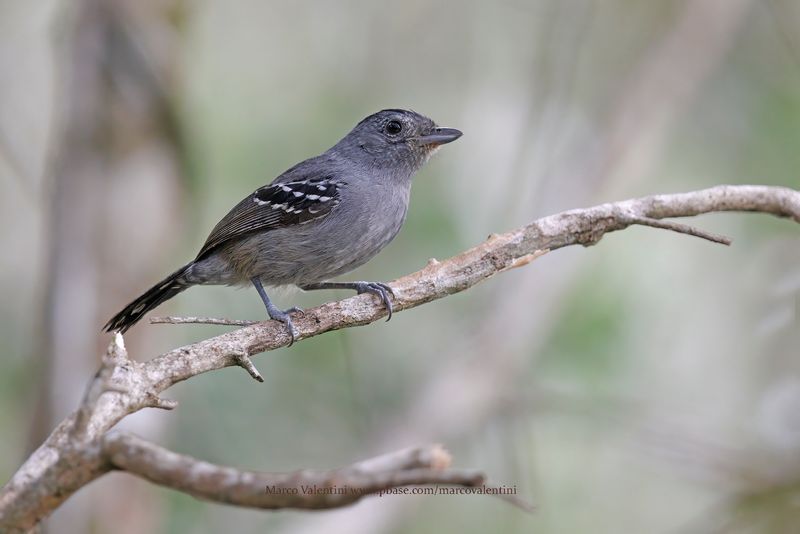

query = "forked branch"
[[1, 185, 798, 532]]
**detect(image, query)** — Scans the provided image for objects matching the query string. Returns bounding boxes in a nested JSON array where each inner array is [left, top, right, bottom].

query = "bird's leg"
[[300, 281, 395, 321], [251, 277, 302, 346]]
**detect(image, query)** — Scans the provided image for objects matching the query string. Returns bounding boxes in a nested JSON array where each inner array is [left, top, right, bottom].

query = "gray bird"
[[104, 109, 462, 343]]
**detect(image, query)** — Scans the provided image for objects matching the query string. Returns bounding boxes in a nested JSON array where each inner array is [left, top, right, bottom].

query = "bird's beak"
[[415, 127, 463, 146]]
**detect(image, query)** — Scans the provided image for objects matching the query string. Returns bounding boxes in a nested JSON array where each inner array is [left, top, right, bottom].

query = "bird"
[[104, 109, 462, 344]]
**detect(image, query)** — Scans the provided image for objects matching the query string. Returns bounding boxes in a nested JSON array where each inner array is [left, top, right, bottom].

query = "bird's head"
[[331, 109, 462, 176]]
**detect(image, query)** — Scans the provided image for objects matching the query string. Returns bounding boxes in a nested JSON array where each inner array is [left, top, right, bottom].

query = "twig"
[[150, 316, 259, 326], [231, 350, 264, 383], [626, 215, 732, 245]]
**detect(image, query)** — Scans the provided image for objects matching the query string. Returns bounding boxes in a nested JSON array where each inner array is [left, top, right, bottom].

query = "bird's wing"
[[196, 175, 345, 259]]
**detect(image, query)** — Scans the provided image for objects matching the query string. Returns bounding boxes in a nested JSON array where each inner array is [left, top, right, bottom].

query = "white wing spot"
[[318, 196, 331, 202], [292, 191, 304, 197], [280, 185, 292, 192], [306, 194, 320, 200]]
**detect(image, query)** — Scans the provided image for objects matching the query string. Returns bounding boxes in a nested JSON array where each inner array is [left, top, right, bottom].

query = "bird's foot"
[[299, 280, 395, 320], [266, 305, 303, 346], [353, 282, 395, 321]]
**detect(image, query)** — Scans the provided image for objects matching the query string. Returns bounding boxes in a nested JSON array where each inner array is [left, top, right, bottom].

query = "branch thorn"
[[232, 351, 264, 383]]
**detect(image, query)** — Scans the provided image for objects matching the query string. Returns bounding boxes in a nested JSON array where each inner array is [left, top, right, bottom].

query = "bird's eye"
[[385, 120, 403, 135]]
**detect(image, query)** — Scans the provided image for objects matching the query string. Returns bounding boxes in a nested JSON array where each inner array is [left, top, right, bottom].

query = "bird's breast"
[[311, 182, 409, 278]]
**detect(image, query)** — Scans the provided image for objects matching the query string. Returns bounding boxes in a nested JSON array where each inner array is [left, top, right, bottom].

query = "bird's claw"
[[354, 282, 395, 321], [267, 307, 302, 347]]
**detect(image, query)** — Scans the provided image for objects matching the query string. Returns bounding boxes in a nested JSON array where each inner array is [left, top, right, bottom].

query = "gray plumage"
[[105, 109, 462, 341]]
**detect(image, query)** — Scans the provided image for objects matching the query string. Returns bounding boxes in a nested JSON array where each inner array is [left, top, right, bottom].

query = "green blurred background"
[[1, 0, 799, 532]]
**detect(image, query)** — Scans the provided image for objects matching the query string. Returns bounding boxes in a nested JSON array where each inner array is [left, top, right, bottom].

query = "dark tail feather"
[[104, 263, 194, 333]]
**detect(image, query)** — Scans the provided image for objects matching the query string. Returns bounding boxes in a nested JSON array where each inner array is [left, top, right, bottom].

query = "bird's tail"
[[104, 263, 195, 333]]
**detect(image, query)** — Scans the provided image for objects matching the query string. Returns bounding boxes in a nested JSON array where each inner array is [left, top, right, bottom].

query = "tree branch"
[[1, 185, 798, 531], [102, 434, 498, 510], [149, 316, 259, 326]]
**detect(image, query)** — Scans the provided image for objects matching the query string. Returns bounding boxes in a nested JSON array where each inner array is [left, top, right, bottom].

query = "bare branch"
[[102, 433, 489, 510], [73, 333, 130, 439], [231, 350, 264, 383], [150, 316, 259, 326], [1, 185, 798, 532], [625, 215, 732, 245]]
